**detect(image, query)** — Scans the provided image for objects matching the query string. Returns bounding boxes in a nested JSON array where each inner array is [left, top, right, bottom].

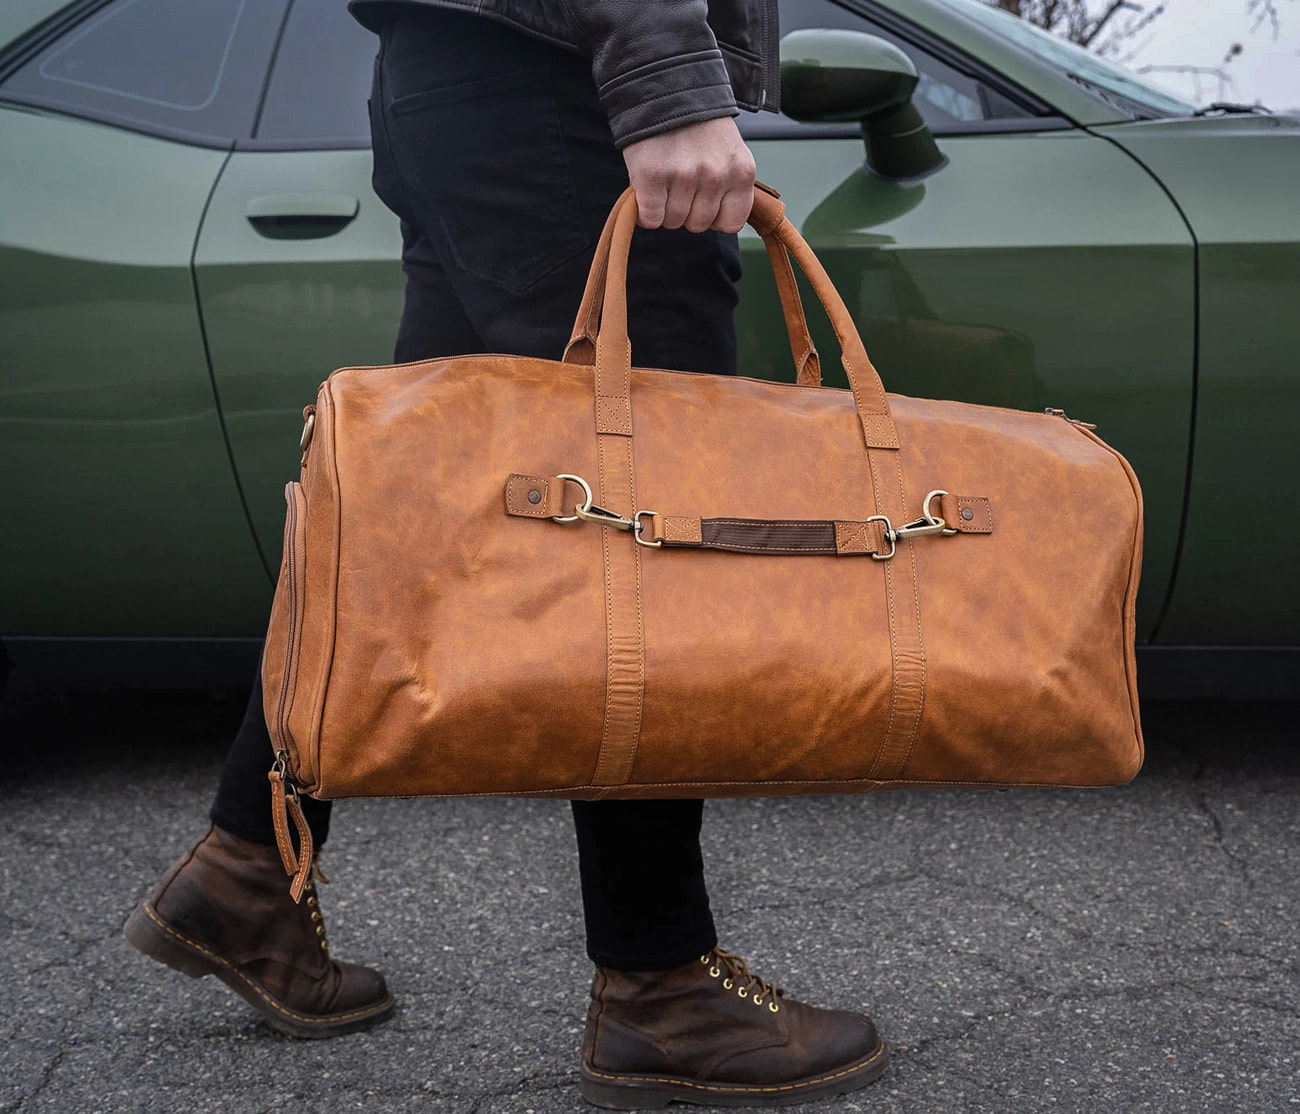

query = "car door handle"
[[245, 194, 360, 239]]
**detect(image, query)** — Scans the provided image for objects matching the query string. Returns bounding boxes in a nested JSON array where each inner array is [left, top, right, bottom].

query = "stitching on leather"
[[600, 52, 730, 94], [707, 519, 831, 529], [506, 474, 547, 516], [866, 449, 898, 779], [618, 436, 645, 786], [593, 438, 617, 786], [319, 772, 1127, 796], [583, 1041, 885, 1094], [662, 517, 700, 544], [138, 901, 391, 1026], [895, 461, 927, 776]]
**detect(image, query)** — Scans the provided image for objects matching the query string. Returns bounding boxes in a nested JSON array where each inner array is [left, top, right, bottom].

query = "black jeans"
[[212, 5, 742, 972]]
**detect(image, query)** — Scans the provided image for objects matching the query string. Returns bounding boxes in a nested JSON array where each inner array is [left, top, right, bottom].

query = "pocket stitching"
[[387, 66, 590, 294]]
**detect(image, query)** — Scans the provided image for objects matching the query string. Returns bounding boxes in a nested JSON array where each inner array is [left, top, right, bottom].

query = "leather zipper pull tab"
[[286, 791, 313, 903], [268, 752, 313, 903]]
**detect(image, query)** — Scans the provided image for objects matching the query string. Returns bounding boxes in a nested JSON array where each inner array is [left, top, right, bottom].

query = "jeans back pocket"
[[389, 67, 591, 294]]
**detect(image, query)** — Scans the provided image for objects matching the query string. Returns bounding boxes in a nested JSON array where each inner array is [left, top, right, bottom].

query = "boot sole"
[[124, 899, 394, 1039], [579, 1038, 888, 1109]]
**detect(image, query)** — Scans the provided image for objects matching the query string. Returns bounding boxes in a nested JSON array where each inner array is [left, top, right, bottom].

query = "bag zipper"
[[275, 485, 301, 757], [1045, 407, 1098, 431]]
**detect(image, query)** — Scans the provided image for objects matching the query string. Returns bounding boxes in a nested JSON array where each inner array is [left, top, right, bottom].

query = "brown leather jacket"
[[349, 0, 780, 148]]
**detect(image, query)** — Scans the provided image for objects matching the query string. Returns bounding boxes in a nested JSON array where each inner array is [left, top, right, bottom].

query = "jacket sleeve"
[[560, 0, 739, 148]]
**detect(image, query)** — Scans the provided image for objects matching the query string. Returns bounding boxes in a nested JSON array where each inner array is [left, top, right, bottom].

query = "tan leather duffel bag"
[[263, 185, 1142, 894]]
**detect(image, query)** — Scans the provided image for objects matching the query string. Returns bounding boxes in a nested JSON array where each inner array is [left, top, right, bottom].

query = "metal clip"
[[892, 516, 949, 542], [552, 473, 656, 542], [868, 489, 955, 559], [574, 502, 634, 531]]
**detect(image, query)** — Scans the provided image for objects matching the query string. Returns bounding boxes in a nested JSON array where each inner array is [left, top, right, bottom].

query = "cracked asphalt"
[[1, 681, 1297, 1114]]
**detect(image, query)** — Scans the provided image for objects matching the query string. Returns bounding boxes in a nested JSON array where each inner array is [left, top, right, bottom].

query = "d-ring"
[[633, 510, 662, 548], [552, 474, 593, 524], [922, 489, 958, 535]]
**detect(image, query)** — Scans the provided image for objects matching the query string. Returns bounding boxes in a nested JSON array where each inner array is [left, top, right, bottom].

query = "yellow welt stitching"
[[141, 894, 387, 1024], [584, 1042, 885, 1094]]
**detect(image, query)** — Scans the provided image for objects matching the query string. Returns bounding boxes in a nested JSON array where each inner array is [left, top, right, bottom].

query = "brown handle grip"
[[564, 184, 821, 388], [576, 185, 899, 449]]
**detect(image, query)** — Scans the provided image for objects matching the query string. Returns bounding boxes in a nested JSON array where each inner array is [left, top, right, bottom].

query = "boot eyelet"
[[769, 1001, 779, 1013], [723, 978, 733, 990], [753, 995, 764, 1006], [700, 955, 710, 964], [709, 966, 721, 978], [316, 926, 325, 936], [737, 987, 747, 999], [320, 941, 329, 951]]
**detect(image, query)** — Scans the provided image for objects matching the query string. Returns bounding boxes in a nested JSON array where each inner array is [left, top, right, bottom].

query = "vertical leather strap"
[[589, 432, 645, 790], [588, 196, 644, 789], [866, 449, 928, 780]]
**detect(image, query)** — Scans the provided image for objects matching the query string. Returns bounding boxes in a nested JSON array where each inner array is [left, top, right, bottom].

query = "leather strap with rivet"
[[505, 473, 992, 559]]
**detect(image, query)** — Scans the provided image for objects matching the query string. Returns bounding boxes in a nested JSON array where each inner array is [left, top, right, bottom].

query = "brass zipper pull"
[[299, 405, 316, 467], [1044, 407, 1098, 431], [268, 750, 314, 903]]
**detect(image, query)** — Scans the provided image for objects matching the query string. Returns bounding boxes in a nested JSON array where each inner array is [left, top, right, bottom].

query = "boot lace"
[[699, 948, 783, 1013], [303, 852, 331, 954]]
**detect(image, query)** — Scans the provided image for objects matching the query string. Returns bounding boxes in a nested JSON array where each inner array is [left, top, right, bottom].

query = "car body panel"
[[193, 148, 406, 557], [743, 127, 1195, 638], [0, 0, 72, 49], [1096, 115, 1300, 644], [0, 107, 268, 635], [0, 0, 1295, 684]]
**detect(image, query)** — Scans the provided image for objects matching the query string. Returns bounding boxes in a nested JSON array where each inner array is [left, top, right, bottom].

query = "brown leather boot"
[[580, 947, 887, 1108], [124, 824, 394, 1038]]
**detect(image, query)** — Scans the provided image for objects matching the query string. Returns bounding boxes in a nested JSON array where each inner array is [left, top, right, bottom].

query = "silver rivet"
[[961, 507, 974, 521], [528, 489, 542, 505]]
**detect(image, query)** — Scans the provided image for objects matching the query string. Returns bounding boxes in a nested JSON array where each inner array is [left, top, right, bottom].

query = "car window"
[[254, 0, 377, 145], [741, 0, 1039, 138], [939, 0, 1193, 118], [2, 0, 288, 143]]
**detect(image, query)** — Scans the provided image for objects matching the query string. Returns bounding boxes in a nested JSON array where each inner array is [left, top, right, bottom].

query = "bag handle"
[[563, 184, 821, 388], [574, 185, 899, 449]]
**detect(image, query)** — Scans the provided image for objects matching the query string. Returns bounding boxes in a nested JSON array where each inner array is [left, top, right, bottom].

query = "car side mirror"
[[780, 29, 948, 181]]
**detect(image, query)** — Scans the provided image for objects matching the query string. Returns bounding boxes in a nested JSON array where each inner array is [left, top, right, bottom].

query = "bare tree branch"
[[983, 0, 1290, 54], [1078, 0, 1136, 47], [1247, 0, 1283, 37]]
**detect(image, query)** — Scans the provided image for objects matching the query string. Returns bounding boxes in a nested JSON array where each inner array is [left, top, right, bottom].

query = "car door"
[[192, 0, 404, 561], [738, 0, 1196, 641], [0, 0, 286, 639], [1096, 116, 1300, 646]]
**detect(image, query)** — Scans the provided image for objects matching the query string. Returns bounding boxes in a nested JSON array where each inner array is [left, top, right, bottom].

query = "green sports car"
[[2, 0, 1297, 695]]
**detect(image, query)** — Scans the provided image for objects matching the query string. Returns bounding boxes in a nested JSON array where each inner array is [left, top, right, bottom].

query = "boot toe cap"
[[332, 959, 393, 1015]]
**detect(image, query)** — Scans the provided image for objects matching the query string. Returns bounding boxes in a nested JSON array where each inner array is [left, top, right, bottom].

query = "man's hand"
[[622, 117, 757, 235]]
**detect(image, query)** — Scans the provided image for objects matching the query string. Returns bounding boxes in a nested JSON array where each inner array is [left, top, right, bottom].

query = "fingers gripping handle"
[[567, 185, 899, 450], [564, 185, 822, 388]]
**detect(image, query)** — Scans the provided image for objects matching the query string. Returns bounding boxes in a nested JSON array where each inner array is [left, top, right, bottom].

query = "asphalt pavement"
[[1, 681, 1297, 1114]]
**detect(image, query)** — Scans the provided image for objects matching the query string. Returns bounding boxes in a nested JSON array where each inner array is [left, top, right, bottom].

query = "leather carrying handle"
[[564, 185, 821, 388], [567, 185, 899, 449]]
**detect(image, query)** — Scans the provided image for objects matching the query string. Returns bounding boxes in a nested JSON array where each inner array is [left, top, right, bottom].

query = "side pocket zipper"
[[273, 482, 308, 767]]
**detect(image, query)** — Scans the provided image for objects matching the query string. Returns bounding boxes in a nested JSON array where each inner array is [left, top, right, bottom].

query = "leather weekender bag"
[[263, 184, 1143, 885]]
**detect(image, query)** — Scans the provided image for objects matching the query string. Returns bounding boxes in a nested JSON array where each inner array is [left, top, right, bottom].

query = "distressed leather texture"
[[136, 826, 392, 1032], [348, 0, 780, 147], [262, 186, 1144, 805], [581, 952, 886, 1100]]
